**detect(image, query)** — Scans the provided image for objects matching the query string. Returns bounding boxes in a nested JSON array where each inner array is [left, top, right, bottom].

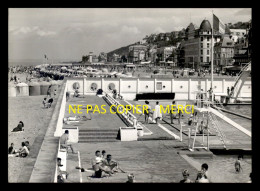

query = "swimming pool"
[[191, 155, 252, 183], [223, 105, 252, 131]]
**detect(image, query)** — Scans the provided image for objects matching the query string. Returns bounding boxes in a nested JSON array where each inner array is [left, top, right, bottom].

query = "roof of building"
[[222, 36, 234, 47], [215, 36, 234, 48], [225, 25, 231, 35], [199, 20, 212, 31]]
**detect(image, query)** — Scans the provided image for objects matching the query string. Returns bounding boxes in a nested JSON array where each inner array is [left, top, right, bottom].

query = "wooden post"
[[188, 128, 191, 149], [180, 122, 183, 142], [207, 111, 209, 151], [192, 123, 198, 151]]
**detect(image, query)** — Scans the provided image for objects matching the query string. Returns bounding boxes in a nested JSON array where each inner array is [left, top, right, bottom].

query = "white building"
[[230, 29, 247, 43]]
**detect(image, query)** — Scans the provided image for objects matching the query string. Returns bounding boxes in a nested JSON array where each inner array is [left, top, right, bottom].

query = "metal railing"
[[103, 92, 137, 128]]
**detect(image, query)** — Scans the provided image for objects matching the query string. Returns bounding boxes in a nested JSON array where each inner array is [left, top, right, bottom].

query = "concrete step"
[[79, 129, 118, 132], [79, 132, 118, 135], [78, 139, 119, 143], [79, 135, 117, 139]]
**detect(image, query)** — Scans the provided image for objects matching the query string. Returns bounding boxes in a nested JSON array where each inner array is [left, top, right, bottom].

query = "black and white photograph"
[[8, 8, 252, 183]]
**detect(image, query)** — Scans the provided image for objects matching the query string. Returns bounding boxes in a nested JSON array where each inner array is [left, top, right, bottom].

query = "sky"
[[8, 8, 251, 61]]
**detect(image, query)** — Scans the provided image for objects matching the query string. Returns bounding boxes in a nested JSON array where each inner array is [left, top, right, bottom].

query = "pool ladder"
[[208, 111, 227, 149]]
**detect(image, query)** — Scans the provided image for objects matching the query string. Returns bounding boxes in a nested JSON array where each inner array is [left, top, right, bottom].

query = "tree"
[[121, 55, 127, 63], [82, 55, 89, 62]]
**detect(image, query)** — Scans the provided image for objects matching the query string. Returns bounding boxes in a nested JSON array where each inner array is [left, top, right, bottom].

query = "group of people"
[[180, 158, 252, 183], [143, 100, 182, 125], [8, 141, 30, 158], [180, 163, 210, 183], [42, 85, 55, 108], [42, 97, 54, 108], [90, 150, 124, 177], [142, 101, 162, 124]]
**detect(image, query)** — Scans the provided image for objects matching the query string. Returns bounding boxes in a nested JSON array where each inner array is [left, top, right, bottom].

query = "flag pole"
[[211, 10, 214, 102]]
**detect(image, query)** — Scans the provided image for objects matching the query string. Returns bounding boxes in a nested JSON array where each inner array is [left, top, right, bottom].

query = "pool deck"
[[124, 100, 251, 151], [64, 96, 127, 131], [63, 96, 201, 182]]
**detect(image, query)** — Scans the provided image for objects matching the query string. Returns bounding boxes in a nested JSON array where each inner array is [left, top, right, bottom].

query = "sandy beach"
[[8, 86, 61, 182]]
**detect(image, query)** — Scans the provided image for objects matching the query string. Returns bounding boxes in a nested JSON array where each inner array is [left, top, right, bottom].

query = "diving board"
[[208, 107, 251, 137]]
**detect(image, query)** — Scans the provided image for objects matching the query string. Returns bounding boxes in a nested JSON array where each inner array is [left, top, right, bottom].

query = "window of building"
[[201, 50, 203, 55], [200, 57, 203, 62], [207, 50, 209, 55], [156, 82, 162, 90], [201, 43, 203, 48], [207, 57, 210, 62], [207, 37, 210, 41], [201, 37, 203, 41], [207, 43, 209, 48]]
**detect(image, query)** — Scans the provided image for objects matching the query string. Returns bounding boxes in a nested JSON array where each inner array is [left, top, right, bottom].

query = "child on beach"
[[12, 121, 24, 132], [8, 143, 15, 154], [235, 155, 243, 173], [15, 142, 30, 158], [43, 98, 47, 108]]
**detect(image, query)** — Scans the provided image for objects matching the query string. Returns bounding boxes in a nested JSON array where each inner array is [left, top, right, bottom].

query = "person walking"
[[153, 101, 162, 124]]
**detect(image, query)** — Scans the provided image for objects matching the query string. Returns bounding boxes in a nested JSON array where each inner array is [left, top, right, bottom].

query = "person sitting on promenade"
[[195, 171, 209, 183], [12, 121, 24, 132], [57, 157, 69, 182], [101, 150, 106, 160], [235, 155, 243, 173], [101, 154, 125, 174], [8, 143, 15, 154], [60, 130, 77, 154], [42, 98, 47, 108], [15, 142, 30, 158], [126, 173, 135, 183], [180, 169, 192, 183], [153, 101, 162, 124], [73, 87, 80, 98], [91, 150, 106, 177]]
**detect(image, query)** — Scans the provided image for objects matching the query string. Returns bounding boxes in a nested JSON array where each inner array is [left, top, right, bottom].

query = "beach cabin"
[[8, 82, 16, 97], [16, 82, 29, 97], [28, 81, 41, 96]]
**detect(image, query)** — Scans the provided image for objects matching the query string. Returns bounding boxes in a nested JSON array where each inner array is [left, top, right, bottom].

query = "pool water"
[[224, 105, 251, 117], [223, 105, 252, 131], [192, 155, 252, 183]]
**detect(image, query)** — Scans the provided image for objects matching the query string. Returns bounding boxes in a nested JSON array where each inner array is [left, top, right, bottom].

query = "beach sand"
[[8, 87, 61, 182]]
